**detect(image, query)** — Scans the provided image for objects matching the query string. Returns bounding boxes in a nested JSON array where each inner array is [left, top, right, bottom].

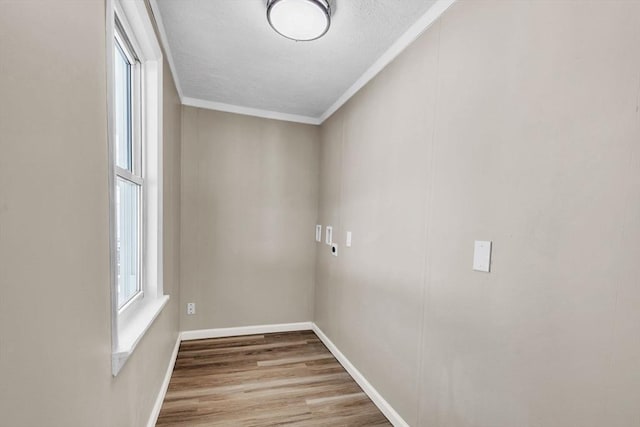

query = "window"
[[114, 20, 142, 310], [109, 0, 167, 376]]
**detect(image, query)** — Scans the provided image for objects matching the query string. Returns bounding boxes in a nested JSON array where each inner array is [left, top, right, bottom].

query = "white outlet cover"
[[331, 243, 338, 257], [187, 303, 196, 315], [473, 240, 492, 272]]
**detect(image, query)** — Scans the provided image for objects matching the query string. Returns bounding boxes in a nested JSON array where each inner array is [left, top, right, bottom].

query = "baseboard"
[[180, 321, 314, 341], [146, 334, 181, 427], [311, 323, 410, 427], [147, 322, 407, 427]]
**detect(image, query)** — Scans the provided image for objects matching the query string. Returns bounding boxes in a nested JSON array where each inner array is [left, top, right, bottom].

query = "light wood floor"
[[156, 330, 392, 426]]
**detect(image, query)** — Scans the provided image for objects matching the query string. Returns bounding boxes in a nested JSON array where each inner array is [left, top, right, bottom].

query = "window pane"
[[116, 177, 140, 308], [114, 40, 132, 171]]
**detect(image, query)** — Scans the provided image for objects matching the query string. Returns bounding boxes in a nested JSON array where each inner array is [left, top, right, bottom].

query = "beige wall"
[[180, 107, 319, 330], [315, 1, 640, 426], [0, 1, 182, 426], [3, 0, 640, 426]]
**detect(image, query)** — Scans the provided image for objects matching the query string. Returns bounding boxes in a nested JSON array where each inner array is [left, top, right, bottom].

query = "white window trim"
[[107, 0, 167, 376], [114, 20, 144, 312]]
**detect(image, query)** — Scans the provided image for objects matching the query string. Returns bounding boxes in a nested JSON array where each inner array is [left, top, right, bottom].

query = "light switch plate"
[[315, 225, 322, 242], [325, 226, 333, 245], [331, 243, 338, 257], [473, 240, 492, 272], [346, 231, 352, 247]]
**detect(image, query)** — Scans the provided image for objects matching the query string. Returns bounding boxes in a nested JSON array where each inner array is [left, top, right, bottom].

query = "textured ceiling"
[[154, 0, 439, 120]]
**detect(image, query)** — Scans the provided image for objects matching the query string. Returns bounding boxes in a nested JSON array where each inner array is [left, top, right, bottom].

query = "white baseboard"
[[180, 321, 314, 341], [146, 334, 181, 427], [311, 324, 410, 427], [148, 322, 407, 427]]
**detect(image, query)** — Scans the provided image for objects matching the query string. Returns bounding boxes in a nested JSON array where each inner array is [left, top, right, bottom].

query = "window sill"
[[112, 294, 169, 376]]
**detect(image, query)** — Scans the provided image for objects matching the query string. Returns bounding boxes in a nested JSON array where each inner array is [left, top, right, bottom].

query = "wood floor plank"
[[305, 392, 367, 405], [156, 331, 391, 426], [256, 353, 335, 367]]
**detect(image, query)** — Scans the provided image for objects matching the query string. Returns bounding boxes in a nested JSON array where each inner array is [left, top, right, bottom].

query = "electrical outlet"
[[187, 303, 196, 315]]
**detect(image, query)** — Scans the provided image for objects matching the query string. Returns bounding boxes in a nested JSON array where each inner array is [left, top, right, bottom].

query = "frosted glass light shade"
[[267, 0, 331, 41]]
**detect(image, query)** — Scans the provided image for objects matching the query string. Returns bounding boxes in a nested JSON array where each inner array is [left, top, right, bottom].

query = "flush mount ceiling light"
[[267, 0, 334, 41]]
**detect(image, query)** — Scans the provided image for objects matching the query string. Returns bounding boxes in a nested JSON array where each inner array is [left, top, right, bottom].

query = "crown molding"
[[182, 97, 322, 125], [148, 0, 184, 100], [149, 0, 456, 126], [318, 0, 456, 123]]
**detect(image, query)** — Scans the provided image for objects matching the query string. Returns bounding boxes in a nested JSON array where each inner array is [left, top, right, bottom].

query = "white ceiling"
[[152, 0, 453, 124]]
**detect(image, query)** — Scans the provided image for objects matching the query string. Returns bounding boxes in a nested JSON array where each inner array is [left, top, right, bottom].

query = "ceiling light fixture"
[[266, 0, 334, 41]]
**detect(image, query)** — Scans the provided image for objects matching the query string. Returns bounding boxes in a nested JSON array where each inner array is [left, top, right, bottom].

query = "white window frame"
[[114, 17, 144, 313], [107, 0, 167, 376]]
